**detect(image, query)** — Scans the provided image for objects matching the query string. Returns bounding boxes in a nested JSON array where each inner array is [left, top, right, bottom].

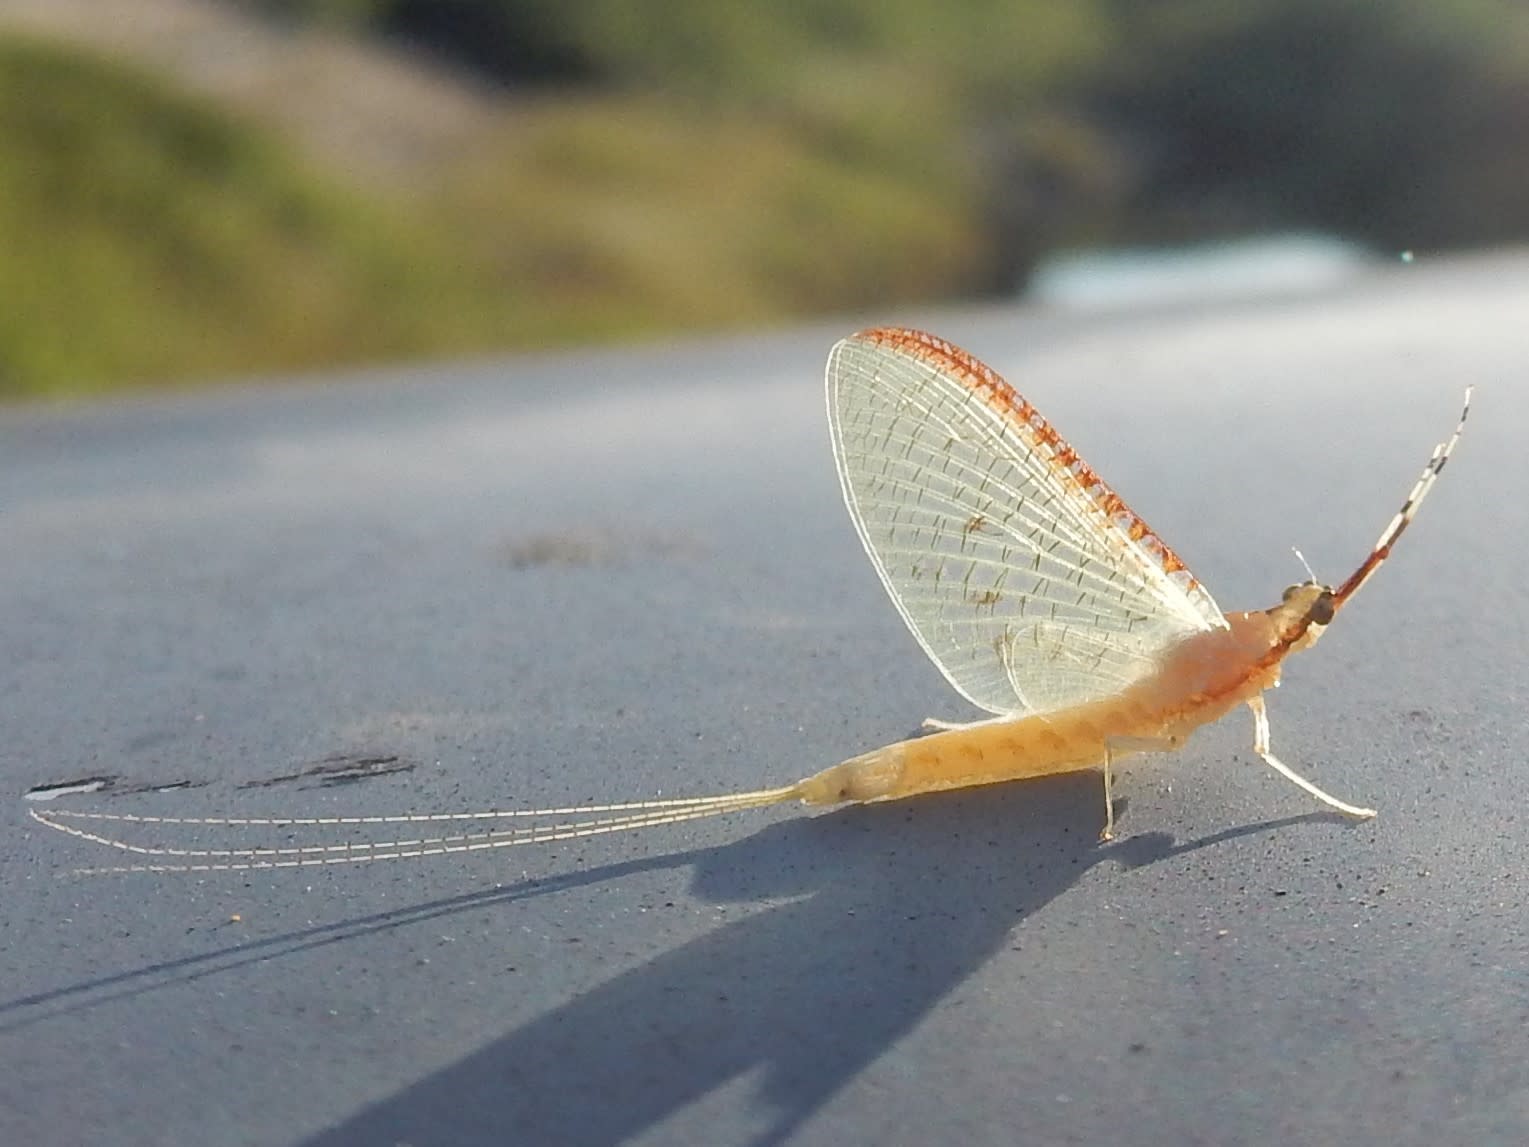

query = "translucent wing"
[[827, 327, 1226, 717]]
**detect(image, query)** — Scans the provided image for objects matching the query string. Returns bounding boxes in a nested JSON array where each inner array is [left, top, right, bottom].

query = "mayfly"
[[29, 328, 1470, 871]]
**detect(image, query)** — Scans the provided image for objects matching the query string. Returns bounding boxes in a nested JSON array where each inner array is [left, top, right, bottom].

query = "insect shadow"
[[298, 777, 1334, 1147]]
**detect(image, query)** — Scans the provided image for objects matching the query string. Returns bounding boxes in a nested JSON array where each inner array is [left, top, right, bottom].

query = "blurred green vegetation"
[[0, 35, 505, 398], [0, 33, 975, 398], [5, 0, 1529, 398], [257, 0, 1529, 254]]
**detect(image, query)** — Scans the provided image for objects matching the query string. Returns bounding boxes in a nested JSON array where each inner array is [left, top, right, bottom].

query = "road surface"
[[2, 252, 1525, 1145]]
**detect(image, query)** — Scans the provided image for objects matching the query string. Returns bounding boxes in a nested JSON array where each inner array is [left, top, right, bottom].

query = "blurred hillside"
[[2, 0, 1527, 398]]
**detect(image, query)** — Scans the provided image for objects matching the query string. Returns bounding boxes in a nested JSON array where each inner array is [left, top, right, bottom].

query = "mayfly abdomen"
[[799, 695, 1166, 808]]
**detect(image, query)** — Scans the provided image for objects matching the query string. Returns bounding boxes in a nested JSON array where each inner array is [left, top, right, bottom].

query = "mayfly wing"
[[826, 327, 1227, 717]]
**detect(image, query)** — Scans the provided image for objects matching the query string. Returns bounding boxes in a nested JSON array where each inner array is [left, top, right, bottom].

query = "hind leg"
[[920, 713, 1015, 733]]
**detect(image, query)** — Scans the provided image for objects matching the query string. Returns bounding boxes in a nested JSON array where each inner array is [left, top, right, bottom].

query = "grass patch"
[[0, 34, 511, 399], [442, 95, 980, 339], [0, 35, 980, 400]]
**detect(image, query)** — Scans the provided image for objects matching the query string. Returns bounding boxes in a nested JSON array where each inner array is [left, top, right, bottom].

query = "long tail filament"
[[27, 786, 801, 875]]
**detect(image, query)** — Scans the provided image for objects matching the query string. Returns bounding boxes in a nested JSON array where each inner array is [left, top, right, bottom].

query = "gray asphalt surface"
[[2, 253, 1525, 1146]]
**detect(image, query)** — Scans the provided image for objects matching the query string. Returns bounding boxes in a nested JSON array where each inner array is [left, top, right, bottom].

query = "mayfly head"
[[1267, 581, 1336, 653]]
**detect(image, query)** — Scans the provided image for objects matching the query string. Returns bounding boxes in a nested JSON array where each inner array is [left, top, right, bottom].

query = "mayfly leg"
[[920, 713, 1015, 733], [1101, 734, 1185, 840], [1246, 694, 1376, 819]]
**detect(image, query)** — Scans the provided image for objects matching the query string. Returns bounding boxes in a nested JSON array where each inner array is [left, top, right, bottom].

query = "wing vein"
[[827, 329, 1224, 716]]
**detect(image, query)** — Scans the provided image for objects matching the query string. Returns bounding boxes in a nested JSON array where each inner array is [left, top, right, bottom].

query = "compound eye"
[[1310, 591, 1335, 626], [1282, 584, 1302, 602]]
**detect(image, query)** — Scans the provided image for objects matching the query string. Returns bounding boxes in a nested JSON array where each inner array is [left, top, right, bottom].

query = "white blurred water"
[[1028, 233, 1378, 309]]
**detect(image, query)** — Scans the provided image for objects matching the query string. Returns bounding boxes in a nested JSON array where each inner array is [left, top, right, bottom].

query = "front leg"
[[1246, 695, 1376, 819]]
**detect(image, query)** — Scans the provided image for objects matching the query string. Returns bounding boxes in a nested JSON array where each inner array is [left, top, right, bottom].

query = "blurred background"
[[1, 0, 1526, 400]]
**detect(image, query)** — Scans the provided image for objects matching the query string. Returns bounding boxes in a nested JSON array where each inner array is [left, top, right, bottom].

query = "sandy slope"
[[0, 0, 502, 183]]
